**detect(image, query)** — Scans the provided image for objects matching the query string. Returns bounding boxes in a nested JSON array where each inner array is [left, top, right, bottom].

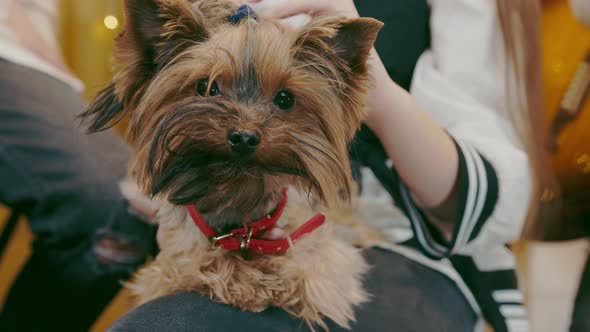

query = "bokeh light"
[[103, 15, 119, 30]]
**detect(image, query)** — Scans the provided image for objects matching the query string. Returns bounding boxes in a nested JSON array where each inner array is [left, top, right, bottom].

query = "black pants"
[[571, 250, 590, 332], [110, 248, 476, 332], [0, 60, 155, 331]]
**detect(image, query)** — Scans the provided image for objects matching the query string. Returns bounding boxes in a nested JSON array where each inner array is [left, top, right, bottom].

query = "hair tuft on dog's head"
[[81, 0, 383, 219]]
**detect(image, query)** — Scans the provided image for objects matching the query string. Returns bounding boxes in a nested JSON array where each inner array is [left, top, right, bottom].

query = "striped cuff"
[[394, 138, 499, 259], [451, 254, 527, 332]]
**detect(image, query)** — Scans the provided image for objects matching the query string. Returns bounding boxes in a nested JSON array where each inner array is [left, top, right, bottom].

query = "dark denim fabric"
[[0, 59, 156, 331], [110, 248, 476, 332]]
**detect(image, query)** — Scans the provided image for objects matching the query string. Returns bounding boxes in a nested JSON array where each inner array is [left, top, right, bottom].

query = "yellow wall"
[[59, 0, 124, 101]]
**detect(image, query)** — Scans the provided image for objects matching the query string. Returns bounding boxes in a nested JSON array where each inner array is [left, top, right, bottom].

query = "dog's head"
[[81, 0, 382, 214]]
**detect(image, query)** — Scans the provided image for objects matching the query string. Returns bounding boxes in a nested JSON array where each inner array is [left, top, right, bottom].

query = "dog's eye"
[[273, 90, 294, 111], [197, 79, 220, 97]]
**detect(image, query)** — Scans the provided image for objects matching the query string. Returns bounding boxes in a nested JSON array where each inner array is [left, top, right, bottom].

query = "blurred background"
[[0, 0, 589, 331], [0, 1, 128, 331], [58, 0, 123, 102]]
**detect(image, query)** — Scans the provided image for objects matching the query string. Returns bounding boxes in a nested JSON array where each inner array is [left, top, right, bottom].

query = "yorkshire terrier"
[[81, 0, 382, 329]]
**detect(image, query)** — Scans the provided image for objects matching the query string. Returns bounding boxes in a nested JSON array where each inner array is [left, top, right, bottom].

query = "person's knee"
[[86, 188, 156, 278], [39, 172, 156, 280], [109, 292, 306, 332], [355, 248, 477, 332]]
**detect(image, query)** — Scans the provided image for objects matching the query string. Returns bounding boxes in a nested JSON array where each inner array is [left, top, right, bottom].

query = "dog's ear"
[[80, 83, 124, 133], [124, 0, 208, 68], [323, 17, 383, 78], [293, 17, 383, 142], [80, 0, 214, 133], [295, 17, 383, 79]]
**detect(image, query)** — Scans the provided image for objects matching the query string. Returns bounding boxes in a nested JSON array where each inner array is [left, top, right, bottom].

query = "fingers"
[[247, 0, 320, 18], [279, 14, 312, 29], [274, 0, 320, 18], [246, 0, 313, 29], [247, 0, 359, 22]]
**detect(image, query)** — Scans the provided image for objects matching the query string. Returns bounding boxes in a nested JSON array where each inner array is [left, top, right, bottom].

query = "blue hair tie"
[[228, 5, 257, 25]]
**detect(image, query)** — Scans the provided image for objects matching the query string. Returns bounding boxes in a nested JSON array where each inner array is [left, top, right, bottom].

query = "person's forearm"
[[364, 51, 458, 209]]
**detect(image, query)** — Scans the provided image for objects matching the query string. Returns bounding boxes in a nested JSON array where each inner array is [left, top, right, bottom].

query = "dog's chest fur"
[[128, 193, 369, 329]]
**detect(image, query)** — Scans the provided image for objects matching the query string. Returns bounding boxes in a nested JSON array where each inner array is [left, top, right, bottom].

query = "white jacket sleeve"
[[571, 0, 590, 26], [409, 0, 532, 254]]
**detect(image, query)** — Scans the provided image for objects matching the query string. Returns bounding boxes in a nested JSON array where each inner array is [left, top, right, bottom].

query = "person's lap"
[[110, 248, 476, 332], [0, 59, 154, 331]]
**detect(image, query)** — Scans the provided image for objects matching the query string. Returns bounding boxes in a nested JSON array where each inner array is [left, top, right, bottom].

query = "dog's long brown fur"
[[81, 0, 382, 329]]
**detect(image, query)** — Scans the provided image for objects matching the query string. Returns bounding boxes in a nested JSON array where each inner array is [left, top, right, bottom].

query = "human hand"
[[245, 0, 394, 128], [246, 0, 359, 20]]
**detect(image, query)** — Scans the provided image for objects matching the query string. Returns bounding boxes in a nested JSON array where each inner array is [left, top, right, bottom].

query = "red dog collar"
[[186, 189, 325, 254]]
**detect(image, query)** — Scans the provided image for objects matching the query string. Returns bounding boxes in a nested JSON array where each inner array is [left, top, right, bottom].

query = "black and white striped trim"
[[394, 138, 499, 259], [450, 254, 527, 332], [353, 130, 521, 332], [492, 290, 529, 332]]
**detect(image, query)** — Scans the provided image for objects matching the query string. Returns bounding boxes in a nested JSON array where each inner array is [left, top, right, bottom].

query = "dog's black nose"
[[228, 130, 259, 156]]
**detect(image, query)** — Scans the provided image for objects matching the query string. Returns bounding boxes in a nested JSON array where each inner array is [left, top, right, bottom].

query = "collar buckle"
[[208, 233, 234, 249], [187, 189, 326, 255], [208, 226, 255, 251]]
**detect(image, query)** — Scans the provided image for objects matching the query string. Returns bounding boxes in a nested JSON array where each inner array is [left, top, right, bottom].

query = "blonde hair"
[[496, 0, 560, 239]]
